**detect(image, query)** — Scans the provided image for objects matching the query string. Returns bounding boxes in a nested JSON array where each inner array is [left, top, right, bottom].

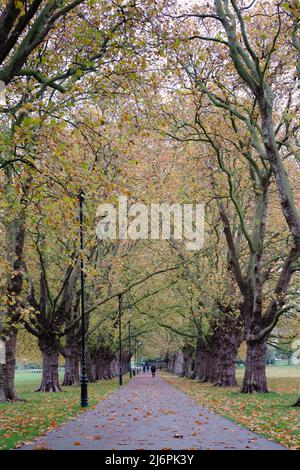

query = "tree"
[[155, 0, 300, 393], [0, 0, 164, 400]]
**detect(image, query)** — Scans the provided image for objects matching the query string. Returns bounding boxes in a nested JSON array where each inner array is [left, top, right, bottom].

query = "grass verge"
[[162, 366, 300, 449], [0, 371, 125, 450]]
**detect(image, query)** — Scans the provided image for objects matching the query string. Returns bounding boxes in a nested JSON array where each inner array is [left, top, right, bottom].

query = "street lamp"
[[139, 343, 142, 370], [135, 343, 139, 375], [126, 303, 133, 379], [128, 319, 132, 379], [118, 294, 123, 386], [138, 341, 142, 372], [118, 298, 133, 385], [79, 190, 88, 408]]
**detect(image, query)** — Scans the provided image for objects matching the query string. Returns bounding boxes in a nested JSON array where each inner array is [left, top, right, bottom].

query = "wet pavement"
[[19, 373, 285, 450]]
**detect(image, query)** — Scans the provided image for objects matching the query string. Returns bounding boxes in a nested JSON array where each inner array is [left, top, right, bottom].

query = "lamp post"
[[138, 341, 142, 372], [118, 299, 133, 385], [79, 190, 88, 408], [139, 343, 142, 370], [125, 303, 133, 379], [135, 343, 139, 374], [118, 294, 122, 386], [128, 319, 132, 379]]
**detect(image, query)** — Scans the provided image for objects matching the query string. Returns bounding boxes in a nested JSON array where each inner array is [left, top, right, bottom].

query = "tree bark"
[[192, 336, 208, 382], [62, 347, 79, 386], [87, 347, 116, 381], [214, 330, 239, 387], [0, 334, 18, 401], [87, 362, 97, 383], [110, 358, 118, 378], [206, 343, 219, 384], [104, 360, 113, 380], [241, 338, 268, 393], [86, 349, 97, 383], [181, 345, 194, 378], [0, 211, 26, 402], [0, 365, 5, 401], [169, 353, 176, 373], [121, 350, 131, 376], [214, 311, 242, 387], [193, 333, 219, 384], [37, 338, 62, 392], [3, 334, 18, 399], [173, 351, 184, 375]]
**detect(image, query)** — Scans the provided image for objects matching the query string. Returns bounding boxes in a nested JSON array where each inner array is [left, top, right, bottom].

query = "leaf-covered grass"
[[1, 368, 299, 450], [0, 371, 124, 450], [162, 366, 300, 449]]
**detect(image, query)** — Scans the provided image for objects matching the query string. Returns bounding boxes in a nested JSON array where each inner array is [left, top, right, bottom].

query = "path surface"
[[20, 374, 285, 450]]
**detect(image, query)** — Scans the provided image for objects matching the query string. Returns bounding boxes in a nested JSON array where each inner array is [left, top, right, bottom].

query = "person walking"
[[151, 364, 156, 378]]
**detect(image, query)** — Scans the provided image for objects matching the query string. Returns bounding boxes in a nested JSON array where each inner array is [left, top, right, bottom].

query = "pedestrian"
[[146, 364, 150, 372], [143, 364, 146, 373], [151, 364, 156, 378]]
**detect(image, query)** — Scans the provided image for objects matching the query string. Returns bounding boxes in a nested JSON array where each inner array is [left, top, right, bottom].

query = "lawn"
[[0, 370, 123, 450], [1, 367, 299, 450], [163, 366, 300, 449]]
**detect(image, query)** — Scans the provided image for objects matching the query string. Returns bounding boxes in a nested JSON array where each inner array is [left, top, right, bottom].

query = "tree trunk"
[[37, 339, 62, 392], [169, 353, 174, 372], [121, 350, 131, 376], [241, 338, 268, 393], [104, 360, 113, 379], [87, 361, 97, 383], [110, 358, 118, 378], [62, 347, 79, 386], [96, 356, 106, 380], [3, 334, 18, 399], [87, 350, 97, 383], [192, 337, 208, 382], [215, 321, 242, 387], [0, 365, 5, 402], [0, 210, 26, 401], [62, 316, 80, 386], [215, 330, 239, 387], [0, 334, 18, 401], [181, 345, 194, 378], [206, 344, 219, 384], [172, 351, 183, 375]]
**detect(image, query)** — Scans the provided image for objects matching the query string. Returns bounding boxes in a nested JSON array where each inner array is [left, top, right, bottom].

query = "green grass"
[[163, 366, 300, 449], [1, 367, 299, 450], [0, 370, 125, 450]]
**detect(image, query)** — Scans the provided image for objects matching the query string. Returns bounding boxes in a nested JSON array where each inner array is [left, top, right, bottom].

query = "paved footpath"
[[20, 374, 285, 450]]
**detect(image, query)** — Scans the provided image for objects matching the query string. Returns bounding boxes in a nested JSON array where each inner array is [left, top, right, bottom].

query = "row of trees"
[[153, 0, 300, 402], [0, 1, 299, 406], [0, 0, 170, 399]]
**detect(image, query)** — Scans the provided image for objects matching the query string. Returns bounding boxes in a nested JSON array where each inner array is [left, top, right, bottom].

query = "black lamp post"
[[128, 319, 132, 379], [79, 190, 88, 408], [118, 299, 133, 385], [138, 341, 142, 372], [118, 293, 122, 386], [135, 343, 139, 374], [125, 303, 133, 379], [139, 343, 142, 369]]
